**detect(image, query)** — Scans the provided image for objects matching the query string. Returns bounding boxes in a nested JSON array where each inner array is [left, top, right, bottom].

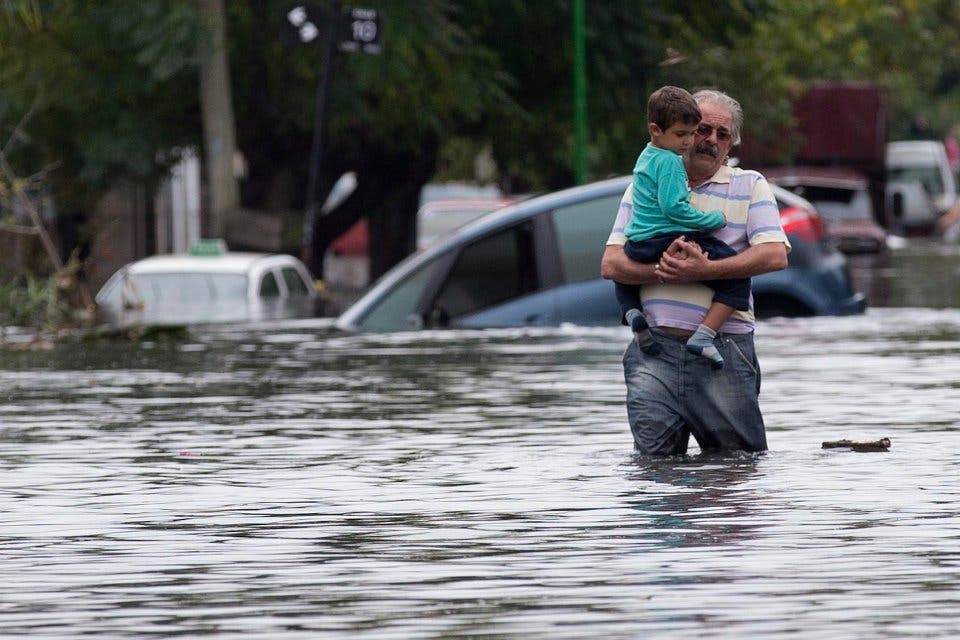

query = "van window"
[[551, 194, 622, 283], [887, 166, 944, 198]]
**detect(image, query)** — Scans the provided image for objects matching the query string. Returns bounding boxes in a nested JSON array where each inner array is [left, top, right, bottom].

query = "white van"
[[886, 140, 958, 224], [416, 198, 516, 251]]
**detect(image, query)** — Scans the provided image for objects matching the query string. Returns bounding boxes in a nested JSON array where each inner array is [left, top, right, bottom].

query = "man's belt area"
[[656, 326, 695, 339]]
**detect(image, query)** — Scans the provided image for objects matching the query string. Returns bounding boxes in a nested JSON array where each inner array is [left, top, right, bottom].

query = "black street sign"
[[339, 7, 380, 54]]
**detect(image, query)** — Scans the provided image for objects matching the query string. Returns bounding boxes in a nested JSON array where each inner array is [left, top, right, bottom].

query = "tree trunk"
[[197, 0, 240, 239], [309, 138, 438, 282]]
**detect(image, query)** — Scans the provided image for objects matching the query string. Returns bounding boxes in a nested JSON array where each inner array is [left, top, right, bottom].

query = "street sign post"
[[283, 3, 382, 274]]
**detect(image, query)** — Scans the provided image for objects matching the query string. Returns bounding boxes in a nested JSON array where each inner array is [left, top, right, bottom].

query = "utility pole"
[[287, 2, 380, 276], [198, 0, 240, 239], [301, 0, 342, 275]]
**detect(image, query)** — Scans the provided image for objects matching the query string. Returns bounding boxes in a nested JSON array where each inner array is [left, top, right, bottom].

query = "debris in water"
[[822, 437, 891, 452]]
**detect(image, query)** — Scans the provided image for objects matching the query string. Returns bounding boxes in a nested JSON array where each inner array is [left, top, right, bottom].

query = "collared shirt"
[[607, 165, 791, 333]]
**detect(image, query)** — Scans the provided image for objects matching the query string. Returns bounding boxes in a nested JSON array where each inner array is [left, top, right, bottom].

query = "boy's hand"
[[663, 237, 687, 259], [658, 236, 711, 282]]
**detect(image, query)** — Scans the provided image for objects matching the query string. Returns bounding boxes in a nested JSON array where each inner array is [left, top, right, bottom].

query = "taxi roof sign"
[[188, 239, 228, 256]]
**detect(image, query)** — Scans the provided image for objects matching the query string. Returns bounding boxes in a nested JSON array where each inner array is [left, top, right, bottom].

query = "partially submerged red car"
[[763, 167, 889, 254]]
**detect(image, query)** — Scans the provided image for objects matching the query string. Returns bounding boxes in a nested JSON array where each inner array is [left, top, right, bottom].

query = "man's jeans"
[[622, 328, 767, 455]]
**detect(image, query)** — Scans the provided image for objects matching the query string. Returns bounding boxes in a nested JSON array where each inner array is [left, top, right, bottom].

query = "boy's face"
[[649, 121, 698, 155]]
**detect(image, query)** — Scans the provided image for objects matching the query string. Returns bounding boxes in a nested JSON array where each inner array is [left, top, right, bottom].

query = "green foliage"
[[226, 0, 518, 206], [0, 0, 202, 206], [702, 0, 960, 143], [4, 0, 960, 282], [0, 268, 81, 331], [5, 1, 960, 197], [452, 0, 777, 189]]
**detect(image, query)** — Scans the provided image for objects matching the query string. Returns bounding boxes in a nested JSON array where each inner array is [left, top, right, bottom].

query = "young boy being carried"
[[615, 85, 750, 369]]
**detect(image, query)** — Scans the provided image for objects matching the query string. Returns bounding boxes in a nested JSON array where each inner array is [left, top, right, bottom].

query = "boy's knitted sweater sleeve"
[[657, 156, 726, 230]]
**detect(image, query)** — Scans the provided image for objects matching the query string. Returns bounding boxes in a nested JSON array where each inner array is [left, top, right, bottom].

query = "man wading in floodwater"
[[600, 89, 790, 455]]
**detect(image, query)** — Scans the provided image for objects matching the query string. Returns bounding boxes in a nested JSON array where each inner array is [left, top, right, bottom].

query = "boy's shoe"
[[627, 311, 660, 355], [686, 341, 724, 369]]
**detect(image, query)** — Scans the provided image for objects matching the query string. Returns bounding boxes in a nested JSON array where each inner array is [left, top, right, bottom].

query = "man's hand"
[[658, 236, 709, 283], [658, 237, 788, 283], [602, 237, 788, 285]]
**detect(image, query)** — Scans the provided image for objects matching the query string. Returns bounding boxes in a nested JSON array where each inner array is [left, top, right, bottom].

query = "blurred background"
[[3, 0, 960, 325]]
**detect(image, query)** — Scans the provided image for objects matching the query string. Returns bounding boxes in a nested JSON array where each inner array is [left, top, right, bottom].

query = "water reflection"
[[623, 453, 764, 549], [849, 239, 960, 308]]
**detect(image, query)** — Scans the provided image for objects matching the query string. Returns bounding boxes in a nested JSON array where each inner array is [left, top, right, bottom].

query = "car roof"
[[125, 252, 293, 275], [762, 166, 869, 189], [887, 140, 945, 152], [417, 198, 517, 216], [886, 140, 949, 162]]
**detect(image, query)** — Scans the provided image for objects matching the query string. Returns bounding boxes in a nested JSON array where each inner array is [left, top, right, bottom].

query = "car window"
[[130, 273, 247, 305], [356, 259, 440, 331], [793, 185, 855, 205], [281, 267, 310, 296], [888, 166, 944, 197], [211, 274, 249, 300], [432, 222, 537, 321], [788, 185, 876, 222], [551, 194, 622, 283], [259, 271, 281, 297]]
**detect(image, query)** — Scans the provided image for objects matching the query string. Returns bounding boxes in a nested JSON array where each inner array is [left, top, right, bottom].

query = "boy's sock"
[[686, 324, 724, 369], [625, 308, 660, 355]]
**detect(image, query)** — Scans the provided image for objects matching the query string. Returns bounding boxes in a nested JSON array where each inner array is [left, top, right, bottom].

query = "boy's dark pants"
[[614, 231, 751, 324]]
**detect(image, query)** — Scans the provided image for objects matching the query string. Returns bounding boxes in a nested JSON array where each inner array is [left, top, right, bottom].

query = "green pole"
[[572, 0, 587, 184]]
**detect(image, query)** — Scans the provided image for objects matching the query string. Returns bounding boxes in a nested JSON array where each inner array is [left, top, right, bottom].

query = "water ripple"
[[2, 308, 960, 637]]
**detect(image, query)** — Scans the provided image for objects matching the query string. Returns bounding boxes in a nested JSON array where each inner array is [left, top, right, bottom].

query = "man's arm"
[[658, 236, 788, 282], [600, 244, 660, 285]]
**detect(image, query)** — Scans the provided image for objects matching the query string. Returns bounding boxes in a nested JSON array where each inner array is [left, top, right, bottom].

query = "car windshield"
[[887, 166, 944, 197], [125, 272, 248, 306], [791, 185, 873, 221]]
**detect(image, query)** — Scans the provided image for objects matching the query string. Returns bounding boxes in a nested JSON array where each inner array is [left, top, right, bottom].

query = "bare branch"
[[1, 93, 41, 158], [0, 108, 63, 272]]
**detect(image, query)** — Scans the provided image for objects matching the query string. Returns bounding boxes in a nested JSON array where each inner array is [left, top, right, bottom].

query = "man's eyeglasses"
[[697, 123, 733, 142]]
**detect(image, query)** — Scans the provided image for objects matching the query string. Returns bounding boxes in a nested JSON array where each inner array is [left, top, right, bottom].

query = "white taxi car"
[[95, 241, 318, 327]]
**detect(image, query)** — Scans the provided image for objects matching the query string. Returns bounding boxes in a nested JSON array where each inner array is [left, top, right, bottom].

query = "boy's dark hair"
[[648, 86, 702, 131]]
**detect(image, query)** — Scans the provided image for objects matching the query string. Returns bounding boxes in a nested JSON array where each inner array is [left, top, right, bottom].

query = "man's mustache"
[[693, 143, 719, 158]]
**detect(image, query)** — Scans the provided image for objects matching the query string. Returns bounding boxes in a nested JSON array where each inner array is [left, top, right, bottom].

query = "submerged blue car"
[[336, 176, 866, 332]]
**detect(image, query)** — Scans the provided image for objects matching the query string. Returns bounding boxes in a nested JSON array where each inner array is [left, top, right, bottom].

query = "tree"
[[678, 0, 960, 146], [197, 0, 240, 238], [225, 0, 517, 278], [0, 1, 202, 212]]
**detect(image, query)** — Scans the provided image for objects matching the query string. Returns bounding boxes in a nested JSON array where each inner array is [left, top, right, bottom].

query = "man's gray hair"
[[692, 89, 743, 145]]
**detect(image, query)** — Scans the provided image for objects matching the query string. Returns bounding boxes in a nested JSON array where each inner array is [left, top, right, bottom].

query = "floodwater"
[[2, 239, 960, 639]]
